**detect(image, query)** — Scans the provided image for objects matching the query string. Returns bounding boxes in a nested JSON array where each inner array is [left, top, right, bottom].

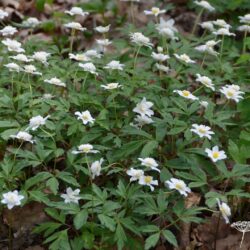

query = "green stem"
[[13, 142, 23, 163], [192, 8, 204, 35], [70, 29, 76, 52], [193, 85, 204, 94], [82, 73, 89, 91], [242, 30, 248, 54], [220, 35, 225, 61], [133, 46, 141, 70]]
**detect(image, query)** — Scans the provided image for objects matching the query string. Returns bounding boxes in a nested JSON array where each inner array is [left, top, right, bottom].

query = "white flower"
[[138, 157, 160, 172], [90, 158, 104, 179], [4, 63, 21, 72], [75, 110, 95, 125], [195, 40, 220, 55], [133, 97, 154, 117], [238, 25, 250, 32], [126, 168, 144, 182], [28, 115, 50, 131], [139, 175, 158, 191], [2, 38, 24, 53], [213, 19, 231, 29], [173, 90, 199, 100], [72, 144, 99, 154], [65, 7, 89, 17], [0, 26, 17, 36], [23, 65, 42, 75], [101, 83, 122, 90], [220, 85, 244, 103], [144, 7, 166, 17], [194, 1, 215, 11], [0, 9, 9, 20], [22, 17, 41, 27], [1, 190, 24, 209], [165, 178, 191, 196], [69, 53, 90, 62], [44, 77, 66, 87], [191, 124, 214, 140], [200, 100, 209, 108], [84, 50, 102, 59], [10, 131, 35, 143], [130, 32, 153, 48], [61, 188, 81, 204], [196, 74, 215, 90], [213, 28, 235, 36], [205, 146, 227, 162], [200, 21, 214, 31], [239, 14, 250, 24], [104, 60, 124, 70], [32, 51, 50, 65], [121, 0, 140, 2], [64, 22, 86, 31], [151, 52, 170, 62], [155, 63, 170, 73], [9, 54, 32, 62], [79, 62, 98, 75], [42, 93, 54, 100], [217, 199, 231, 224], [156, 18, 178, 40], [96, 39, 112, 47], [174, 53, 195, 64], [134, 115, 154, 126], [95, 25, 110, 33]]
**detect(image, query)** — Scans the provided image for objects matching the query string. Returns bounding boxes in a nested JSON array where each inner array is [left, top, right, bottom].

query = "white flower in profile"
[[133, 97, 154, 117], [96, 39, 112, 47], [10, 131, 35, 143], [156, 18, 178, 40], [0, 9, 9, 20], [65, 7, 89, 17], [205, 146, 227, 162], [239, 14, 250, 24], [138, 157, 160, 172], [32, 51, 50, 65], [139, 175, 158, 191], [64, 22, 86, 31], [10, 54, 33, 62], [0, 25, 17, 36], [28, 115, 50, 131], [165, 178, 191, 196], [213, 19, 231, 29], [217, 199, 231, 224], [44, 77, 66, 87], [79, 62, 98, 75], [195, 40, 220, 56], [200, 100, 209, 108], [104, 60, 124, 71], [133, 115, 154, 127], [1, 190, 24, 209], [90, 158, 104, 179], [130, 32, 153, 48], [84, 49, 102, 59], [196, 74, 215, 90], [144, 7, 166, 17], [2, 38, 24, 53], [126, 168, 144, 182], [174, 54, 195, 64], [191, 124, 214, 140], [200, 21, 214, 31], [95, 25, 110, 33], [121, 0, 140, 2], [173, 90, 199, 100], [151, 52, 170, 62], [213, 28, 235, 36], [194, 1, 215, 11], [69, 53, 90, 62], [61, 188, 81, 204], [220, 85, 244, 103], [238, 25, 250, 32], [75, 110, 95, 125], [4, 63, 21, 72], [72, 144, 99, 154], [155, 63, 170, 73], [22, 17, 41, 28], [23, 65, 42, 75], [101, 83, 122, 90]]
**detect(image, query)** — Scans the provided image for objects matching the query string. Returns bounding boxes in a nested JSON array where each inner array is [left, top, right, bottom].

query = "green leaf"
[[46, 177, 59, 195], [74, 210, 88, 230], [140, 140, 158, 157], [98, 214, 116, 231], [145, 233, 160, 250], [162, 230, 178, 247]]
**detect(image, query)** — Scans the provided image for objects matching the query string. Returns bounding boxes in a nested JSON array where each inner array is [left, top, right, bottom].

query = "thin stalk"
[[220, 35, 225, 61], [240, 232, 245, 249], [133, 46, 141, 70], [112, 92, 118, 125], [70, 29, 76, 52], [192, 8, 204, 35], [130, 1, 135, 25], [13, 142, 23, 162], [200, 53, 206, 69], [242, 30, 248, 54], [11, 73, 14, 98], [82, 72, 89, 91], [193, 85, 204, 94]]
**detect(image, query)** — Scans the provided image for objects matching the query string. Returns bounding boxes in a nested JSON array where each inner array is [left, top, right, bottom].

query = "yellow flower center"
[[198, 128, 206, 134], [212, 152, 219, 159], [182, 90, 190, 97], [144, 176, 152, 184], [82, 114, 89, 120], [175, 183, 183, 190], [227, 91, 234, 97], [151, 7, 159, 14]]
